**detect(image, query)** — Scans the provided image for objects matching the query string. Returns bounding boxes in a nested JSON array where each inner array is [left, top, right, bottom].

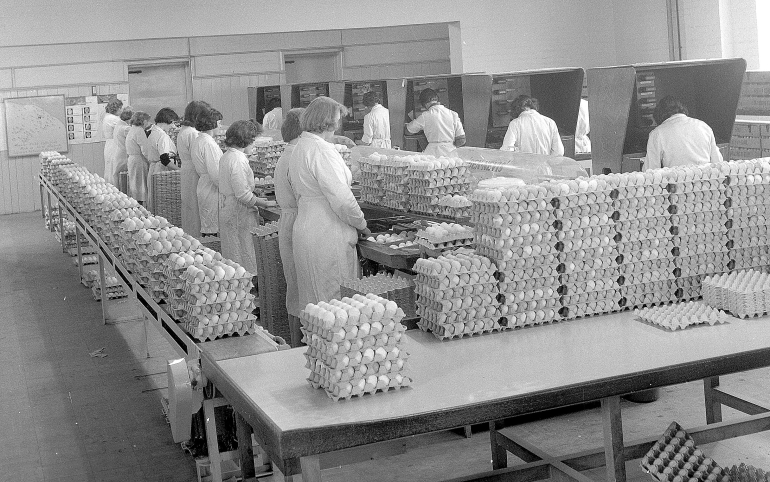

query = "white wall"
[[612, 0, 670, 64]]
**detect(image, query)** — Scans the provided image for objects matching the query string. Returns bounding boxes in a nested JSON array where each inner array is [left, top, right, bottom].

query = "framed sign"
[[4, 94, 68, 157]]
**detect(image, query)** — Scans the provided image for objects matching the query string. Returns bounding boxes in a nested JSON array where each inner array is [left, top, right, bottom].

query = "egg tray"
[[415, 282, 498, 302], [472, 200, 553, 215], [476, 221, 555, 238], [186, 321, 257, 342], [622, 293, 679, 310], [307, 373, 413, 402], [477, 244, 557, 263], [303, 330, 404, 360], [557, 247, 617, 264], [673, 252, 730, 268], [559, 301, 622, 320], [670, 223, 729, 237], [504, 309, 561, 327], [727, 207, 770, 221], [170, 299, 256, 317], [416, 294, 499, 315], [634, 303, 729, 332], [413, 260, 496, 277], [560, 288, 620, 305], [730, 217, 770, 230], [666, 180, 727, 194], [620, 272, 676, 286], [614, 206, 670, 220], [555, 215, 616, 232], [728, 245, 770, 260], [550, 191, 617, 208], [555, 201, 616, 218], [726, 463, 770, 482], [557, 224, 617, 240], [501, 298, 561, 317], [670, 211, 727, 226], [417, 316, 509, 340], [179, 271, 254, 286], [559, 278, 617, 294], [301, 316, 405, 343], [415, 227, 475, 244], [182, 312, 258, 330], [616, 241, 673, 257], [310, 359, 408, 387], [473, 210, 555, 227], [91, 287, 129, 302], [499, 277, 559, 294], [616, 217, 671, 232], [416, 304, 501, 325], [726, 184, 770, 196], [557, 268, 616, 284], [499, 289, 559, 305], [613, 183, 669, 196], [485, 255, 557, 273], [614, 193, 670, 206], [304, 344, 408, 371], [559, 257, 619, 273], [498, 265, 560, 282], [409, 184, 471, 196], [729, 195, 770, 208]]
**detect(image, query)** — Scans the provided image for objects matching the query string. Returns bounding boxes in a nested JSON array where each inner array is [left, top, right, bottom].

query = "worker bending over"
[[501, 95, 564, 156], [406, 88, 465, 157]]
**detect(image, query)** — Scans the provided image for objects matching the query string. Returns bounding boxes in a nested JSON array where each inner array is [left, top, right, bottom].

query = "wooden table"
[[201, 313, 770, 481]]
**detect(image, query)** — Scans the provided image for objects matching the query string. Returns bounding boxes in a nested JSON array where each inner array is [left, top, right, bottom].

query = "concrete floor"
[[3, 210, 770, 482]]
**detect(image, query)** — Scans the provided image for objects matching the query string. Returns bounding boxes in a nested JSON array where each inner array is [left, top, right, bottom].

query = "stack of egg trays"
[[301, 294, 412, 401], [640, 421, 726, 482], [408, 166, 472, 216], [471, 184, 560, 327], [613, 173, 676, 309], [171, 268, 257, 341], [380, 162, 411, 212], [340, 273, 416, 319], [725, 159, 770, 272], [552, 181, 621, 319], [413, 252, 504, 339], [727, 463, 770, 482], [702, 270, 770, 318], [667, 165, 729, 300], [358, 157, 384, 205]]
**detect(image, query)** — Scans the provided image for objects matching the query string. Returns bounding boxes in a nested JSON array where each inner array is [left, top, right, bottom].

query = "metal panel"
[[588, 66, 636, 174], [386, 79, 407, 149], [461, 74, 492, 148]]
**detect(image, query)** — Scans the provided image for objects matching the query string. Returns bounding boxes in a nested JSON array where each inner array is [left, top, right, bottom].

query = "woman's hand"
[[357, 227, 372, 239], [253, 197, 277, 208], [332, 135, 356, 149]]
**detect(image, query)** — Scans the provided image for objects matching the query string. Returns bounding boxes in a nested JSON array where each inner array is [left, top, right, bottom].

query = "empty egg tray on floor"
[[640, 421, 726, 482]]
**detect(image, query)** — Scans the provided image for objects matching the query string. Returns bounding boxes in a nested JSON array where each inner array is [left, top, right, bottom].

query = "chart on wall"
[[4, 95, 68, 157], [65, 93, 129, 145]]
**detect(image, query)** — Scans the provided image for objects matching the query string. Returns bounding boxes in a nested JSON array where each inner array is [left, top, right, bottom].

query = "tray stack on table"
[[150, 170, 182, 226], [553, 179, 621, 319], [613, 172, 676, 309], [408, 158, 472, 217], [379, 156, 412, 212], [703, 270, 770, 318], [39, 151, 70, 178], [472, 183, 561, 327], [341, 273, 416, 319], [667, 164, 729, 301], [250, 141, 286, 178], [252, 222, 290, 342], [359, 153, 386, 205], [724, 159, 770, 273]]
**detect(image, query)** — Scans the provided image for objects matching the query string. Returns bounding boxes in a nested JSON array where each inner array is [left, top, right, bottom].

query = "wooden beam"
[[601, 396, 625, 482]]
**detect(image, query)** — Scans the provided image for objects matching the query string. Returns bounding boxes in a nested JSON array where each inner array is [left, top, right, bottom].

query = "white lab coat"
[[645, 113, 723, 170], [102, 113, 121, 182], [406, 104, 465, 157], [144, 125, 177, 211], [191, 132, 223, 234], [575, 99, 591, 153], [177, 126, 201, 237], [289, 132, 366, 306], [501, 109, 565, 156], [273, 142, 299, 317], [361, 104, 391, 149], [111, 121, 129, 187], [125, 126, 149, 202], [219, 148, 260, 275], [262, 107, 283, 131]]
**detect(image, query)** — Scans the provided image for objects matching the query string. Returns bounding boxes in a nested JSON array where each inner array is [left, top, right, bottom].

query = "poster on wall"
[[65, 93, 129, 145], [4, 95, 68, 157]]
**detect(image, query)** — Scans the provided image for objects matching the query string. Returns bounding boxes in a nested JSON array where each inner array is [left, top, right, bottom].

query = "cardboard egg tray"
[[635, 302, 730, 332], [491, 254, 558, 272], [726, 464, 770, 482], [503, 309, 558, 328], [560, 299, 622, 319], [560, 288, 619, 305], [614, 184, 668, 197], [729, 195, 770, 208], [414, 269, 496, 288], [616, 216, 670, 231], [554, 201, 614, 219], [303, 328, 404, 360], [307, 370, 413, 402], [558, 256, 617, 272], [417, 316, 508, 340], [186, 319, 256, 342], [731, 215, 770, 228], [415, 281, 498, 301], [183, 311, 257, 329], [666, 178, 727, 194], [475, 218, 554, 237], [621, 273, 676, 288], [559, 277, 616, 293], [303, 346, 407, 374], [416, 293, 498, 314], [498, 265, 559, 281], [312, 359, 407, 386], [501, 297, 560, 315], [622, 292, 677, 310], [416, 304, 501, 324], [499, 276, 559, 293], [499, 285, 559, 303]]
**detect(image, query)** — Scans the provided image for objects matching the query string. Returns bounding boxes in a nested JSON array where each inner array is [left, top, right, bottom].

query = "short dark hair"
[[225, 120, 263, 148], [155, 107, 179, 125], [362, 91, 379, 107], [653, 95, 688, 125], [267, 97, 281, 109], [418, 88, 439, 108], [195, 107, 222, 131], [182, 101, 211, 127], [131, 111, 151, 126], [119, 106, 134, 122], [105, 98, 123, 115], [281, 108, 305, 143]]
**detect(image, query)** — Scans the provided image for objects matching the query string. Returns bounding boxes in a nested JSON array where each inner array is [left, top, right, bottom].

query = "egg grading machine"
[[588, 58, 746, 174]]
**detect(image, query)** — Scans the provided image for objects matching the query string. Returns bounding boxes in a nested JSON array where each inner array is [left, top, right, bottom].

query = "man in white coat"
[[261, 98, 283, 131], [356, 91, 391, 148], [406, 88, 465, 157], [644, 95, 722, 170], [500, 95, 564, 156]]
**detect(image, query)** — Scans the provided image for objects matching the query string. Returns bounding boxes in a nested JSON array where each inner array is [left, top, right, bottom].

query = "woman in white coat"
[[178, 101, 209, 237], [290, 97, 370, 307], [218, 120, 276, 274], [357, 91, 391, 148], [111, 107, 133, 188], [406, 88, 465, 157], [500, 95, 564, 156], [125, 112, 151, 204], [144, 108, 179, 210], [191, 107, 223, 236], [101, 98, 123, 182], [273, 108, 304, 343]]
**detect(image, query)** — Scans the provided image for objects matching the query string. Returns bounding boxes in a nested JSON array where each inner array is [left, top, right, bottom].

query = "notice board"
[[4, 95, 68, 157]]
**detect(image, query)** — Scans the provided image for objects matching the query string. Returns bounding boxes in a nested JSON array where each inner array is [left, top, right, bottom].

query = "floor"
[[2, 210, 770, 482]]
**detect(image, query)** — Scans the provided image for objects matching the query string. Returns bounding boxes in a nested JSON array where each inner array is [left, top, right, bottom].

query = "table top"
[[198, 332, 279, 362], [201, 312, 770, 464]]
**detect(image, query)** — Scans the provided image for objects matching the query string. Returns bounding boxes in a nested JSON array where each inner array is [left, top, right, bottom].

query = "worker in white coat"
[[111, 106, 133, 188], [178, 101, 209, 238], [357, 91, 391, 148], [219, 120, 276, 275], [406, 88, 465, 157], [273, 108, 304, 343], [191, 107, 223, 236], [644, 95, 722, 170], [262, 98, 283, 131], [101, 98, 123, 182], [125, 112, 151, 204], [290, 97, 370, 306], [575, 98, 591, 153], [501, 95, 564, 156], [144, 107, 179, 210]]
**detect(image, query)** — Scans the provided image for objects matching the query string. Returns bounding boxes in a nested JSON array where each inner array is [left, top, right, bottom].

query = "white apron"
[[102, 113, 120, 181], [192, 133, 222, 234], [112, 121, 129, 186], [274, 143, 299, 317], [177, 126, 201, 237], [289, 132, 366, 307], [144, 125, 176, 211], [125, 126, 149, 202], [218, 148, 259, 274], [424, 141, 457, 157]]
